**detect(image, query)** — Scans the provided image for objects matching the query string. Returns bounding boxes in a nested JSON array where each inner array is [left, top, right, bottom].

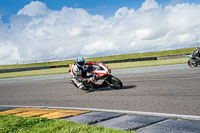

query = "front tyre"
[[110, 76, 123, 89], [188, 59, 197, 68]]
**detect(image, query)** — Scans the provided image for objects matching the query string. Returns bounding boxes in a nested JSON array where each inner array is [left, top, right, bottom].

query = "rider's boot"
[[79, 84, 88, 91]]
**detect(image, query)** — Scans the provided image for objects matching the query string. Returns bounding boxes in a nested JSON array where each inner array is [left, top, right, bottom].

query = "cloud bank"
[[1, 0, 200, 64]]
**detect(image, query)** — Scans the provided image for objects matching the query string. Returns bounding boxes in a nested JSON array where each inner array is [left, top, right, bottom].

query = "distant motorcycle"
[[187, 47, 200, 68], [70, 62, 123, 91]]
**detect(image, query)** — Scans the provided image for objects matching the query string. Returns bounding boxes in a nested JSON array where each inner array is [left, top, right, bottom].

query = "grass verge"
[[0, 114, 135, 133], [0, 58, 188, 79], [0, 67, 70, 79]]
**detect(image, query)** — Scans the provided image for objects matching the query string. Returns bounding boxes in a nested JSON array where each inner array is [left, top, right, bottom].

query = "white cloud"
[[17, 1, 49, 16], [176, 33, 197, 43], [82, 39, 116, 55], [69, 27, 82, 37], [139, 0, 159, 11], [1, 0, 200, 64], [54, 47, 64, 55], [114, 7, 135, 19], [0, 41, 20, 64]]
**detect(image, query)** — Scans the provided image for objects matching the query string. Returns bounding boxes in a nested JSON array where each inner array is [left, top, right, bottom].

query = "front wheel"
[[188, 59, 198, 68], [109, 76, 123, 89]]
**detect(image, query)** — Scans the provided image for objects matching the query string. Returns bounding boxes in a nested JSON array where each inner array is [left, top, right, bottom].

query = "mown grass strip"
[[0, 58, 189, 79], [0, 114, 135, 133], [0, 47, 195, 69], [0, 67, 70, 79]]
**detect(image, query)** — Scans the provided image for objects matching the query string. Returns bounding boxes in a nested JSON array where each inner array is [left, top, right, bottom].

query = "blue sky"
[[1, 0, 199, 23], [1, 0, 200, 64]]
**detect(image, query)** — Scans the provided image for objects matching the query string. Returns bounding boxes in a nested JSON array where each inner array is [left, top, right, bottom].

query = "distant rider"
[[192, 47, 200, 60], [70, 57, 97, 91]]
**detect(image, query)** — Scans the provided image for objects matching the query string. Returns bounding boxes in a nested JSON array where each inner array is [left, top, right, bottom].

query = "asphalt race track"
[[0, 64, 200, 116]]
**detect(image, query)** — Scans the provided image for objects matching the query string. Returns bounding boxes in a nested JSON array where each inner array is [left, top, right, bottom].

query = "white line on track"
[[1, 105, 200, 121]]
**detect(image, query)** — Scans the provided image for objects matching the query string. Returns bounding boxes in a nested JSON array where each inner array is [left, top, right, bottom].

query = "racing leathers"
[[192, 47, 200, 60], [70, 62, 97, 90]]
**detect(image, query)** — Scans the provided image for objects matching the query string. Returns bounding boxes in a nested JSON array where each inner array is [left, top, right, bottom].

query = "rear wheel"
[[110, 76, 123, 89], [188, 59, 198, 68]]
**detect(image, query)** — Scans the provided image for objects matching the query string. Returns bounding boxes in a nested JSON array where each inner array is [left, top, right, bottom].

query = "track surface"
[[0, 64, 200, 116]]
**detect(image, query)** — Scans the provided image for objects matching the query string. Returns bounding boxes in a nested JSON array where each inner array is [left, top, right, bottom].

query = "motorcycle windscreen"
[[187, 54, 193, 58]]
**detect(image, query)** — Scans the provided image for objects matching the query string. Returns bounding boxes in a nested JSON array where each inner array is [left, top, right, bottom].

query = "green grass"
[[0, 114, 135, 133], [0, 67, 70, 79], [0, 58, 188, 79], [0, 47, 195, 69]]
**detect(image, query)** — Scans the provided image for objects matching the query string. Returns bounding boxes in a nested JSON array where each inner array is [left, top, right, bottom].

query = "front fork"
[[105, 75, 114, 87], [191, 58, 200, 65]]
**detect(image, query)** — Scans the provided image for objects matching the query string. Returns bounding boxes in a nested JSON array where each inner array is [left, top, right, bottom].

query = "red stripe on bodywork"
[[86, 62, 97, 65], [71, 66, 75, 76]]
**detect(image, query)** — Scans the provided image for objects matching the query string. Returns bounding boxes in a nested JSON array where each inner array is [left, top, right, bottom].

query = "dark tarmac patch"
[[137, 119, 200, 133], [64, 112, 123, 124], [96, 115, 167, 130], [0, 106, 16, 112]]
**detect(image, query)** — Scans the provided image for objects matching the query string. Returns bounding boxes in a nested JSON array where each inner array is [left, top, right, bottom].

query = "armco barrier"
[[0, 66, 51, 73], [49, 65, 69, 68], [157, 54, 187, 60], [0, 65, 70, 73], [102, 57, 157, 64]]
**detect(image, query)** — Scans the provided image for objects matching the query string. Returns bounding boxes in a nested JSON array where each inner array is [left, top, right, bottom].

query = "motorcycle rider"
[[70, 57, 97, 91], [192, 47, 200, 60]]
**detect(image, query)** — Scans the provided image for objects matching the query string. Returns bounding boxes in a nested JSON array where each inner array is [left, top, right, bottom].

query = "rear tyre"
[[188, 59, 197, 68], [110, 76, 123, 89]]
